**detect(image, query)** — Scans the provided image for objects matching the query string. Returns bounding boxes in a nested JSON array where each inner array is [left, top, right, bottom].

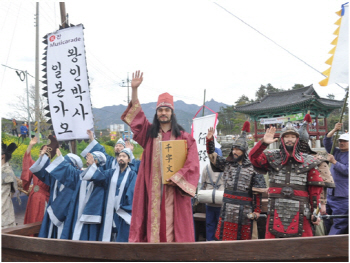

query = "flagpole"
[[330, 88, 349, 155], [59, 2, 76, 154], [202, 89, 206, 117]]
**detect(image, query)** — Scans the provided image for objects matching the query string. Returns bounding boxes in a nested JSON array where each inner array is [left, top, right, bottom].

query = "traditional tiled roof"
[[235, 85, 343, 114]]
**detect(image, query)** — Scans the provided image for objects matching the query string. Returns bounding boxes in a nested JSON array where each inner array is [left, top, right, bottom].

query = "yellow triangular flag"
[[335, 17, 342, 25], [328, 46, 337, 54], [319, 78, 329, 86], [333, 26, 340, 35], [331, 36, 339, 45], [326, 56, 334, 65], [336, 10, 342, 16], [322, 67, 332, 77]]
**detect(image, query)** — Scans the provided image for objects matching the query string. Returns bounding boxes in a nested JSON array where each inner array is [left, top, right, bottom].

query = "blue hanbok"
[[45, 155, 105, 241], [82, 163, 137, 242], [29, 155, 74, 239], [81, 139, 140, 172]]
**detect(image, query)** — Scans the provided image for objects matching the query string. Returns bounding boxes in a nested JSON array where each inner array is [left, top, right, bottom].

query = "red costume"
[[121, 95, 199, 243], [206, 121, 267, 241], [21, 152, 50, 224], [249, 122, 323, 238]]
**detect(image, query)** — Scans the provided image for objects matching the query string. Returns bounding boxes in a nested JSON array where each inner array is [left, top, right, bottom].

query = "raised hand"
[[131, 70, 143, 90], [263, 127, 278, 144], [29, 137, 38, 146], [86, 153, 95, 166], [27, 136, 38, 154], [207, 127, 215, 140], [125, 141, 134, 151], [334, 122, 342, 131]]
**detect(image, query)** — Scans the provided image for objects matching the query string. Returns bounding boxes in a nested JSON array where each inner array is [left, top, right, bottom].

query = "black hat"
[[2, 141, 18, 162], [226, 121, 250, 163], [231, 121, 250, 152]]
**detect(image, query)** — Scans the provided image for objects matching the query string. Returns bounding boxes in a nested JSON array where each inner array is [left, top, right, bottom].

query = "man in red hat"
[[121, 70, 199, 243]]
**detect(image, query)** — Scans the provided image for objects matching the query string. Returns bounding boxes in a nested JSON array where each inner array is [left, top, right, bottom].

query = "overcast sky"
[[0, 0, 348, 120]]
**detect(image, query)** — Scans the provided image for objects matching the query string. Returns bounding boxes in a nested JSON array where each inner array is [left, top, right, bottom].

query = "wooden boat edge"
[[2, 223, 349, 262]]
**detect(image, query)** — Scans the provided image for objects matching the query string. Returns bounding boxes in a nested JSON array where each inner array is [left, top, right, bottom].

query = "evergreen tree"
[[291, 84, 305, 90]]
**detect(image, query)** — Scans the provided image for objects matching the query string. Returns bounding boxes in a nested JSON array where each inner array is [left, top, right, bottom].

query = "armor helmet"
[[298, 113, 312, 142], [231, 121, 250, 152], [279, 120, 303, 165], [226, 121, 251, 164], [298, 114, 316, 155], [280, 121, 299, 138], [299, 140, 317, 155]]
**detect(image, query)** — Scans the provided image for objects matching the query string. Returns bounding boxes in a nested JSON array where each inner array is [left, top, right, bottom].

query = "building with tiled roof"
[[235, 85, 344, 142]]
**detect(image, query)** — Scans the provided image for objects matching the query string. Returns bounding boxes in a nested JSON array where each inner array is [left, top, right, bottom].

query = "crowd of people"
[[11, 119, 29, 140], [1, 71, 348, 244]]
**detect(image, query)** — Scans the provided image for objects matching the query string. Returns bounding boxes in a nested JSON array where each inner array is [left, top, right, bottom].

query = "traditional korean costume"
[[30, 154, 74, 238], [45, 154, 105, 241], [81, 139, 140, 173], [82, 162, 137, 242]]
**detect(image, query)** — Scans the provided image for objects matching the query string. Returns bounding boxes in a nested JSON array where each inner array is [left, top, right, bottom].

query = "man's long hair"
[[146, 110, 185, 138]]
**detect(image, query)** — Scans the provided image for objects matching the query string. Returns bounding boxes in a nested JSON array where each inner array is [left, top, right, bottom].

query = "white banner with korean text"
[[46, 24, 93, 140], [192, 114, 221, 183], [260, 113, 303, 125]]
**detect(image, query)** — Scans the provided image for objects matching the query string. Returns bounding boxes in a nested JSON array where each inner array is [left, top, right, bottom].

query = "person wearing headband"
[[43, 149, 106, 241], [81, 130, 140, 173], [115, 138, 126, 156], [121, 70, 199, 243], [29, 145, 75, 239], [83, 147, 137, 242]]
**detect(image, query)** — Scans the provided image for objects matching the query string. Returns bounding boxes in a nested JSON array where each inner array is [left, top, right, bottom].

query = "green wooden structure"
[[235, 85, 343, 142]]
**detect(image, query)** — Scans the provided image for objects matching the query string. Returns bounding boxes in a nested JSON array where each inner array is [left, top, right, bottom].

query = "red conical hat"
[[156, 92, 174, 110]]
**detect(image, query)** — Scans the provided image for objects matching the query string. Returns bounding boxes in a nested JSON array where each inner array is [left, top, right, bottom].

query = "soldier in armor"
[[249, 121, 323, 238], [206, 121, 267, 241], [298, 114, 335, 217]]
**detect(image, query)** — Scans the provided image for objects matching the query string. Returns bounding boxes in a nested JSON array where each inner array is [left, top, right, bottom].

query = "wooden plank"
[[2, 248, 100, 262], [2, 222, 41, 236], [2, 232, 348, 262]]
